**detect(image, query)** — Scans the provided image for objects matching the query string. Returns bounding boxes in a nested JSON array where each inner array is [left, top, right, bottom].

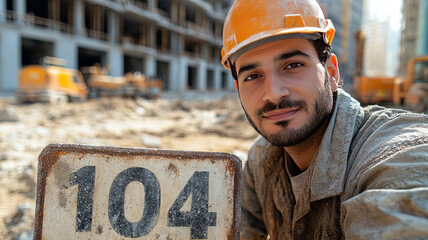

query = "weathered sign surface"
[[34, 144, 241, 239]]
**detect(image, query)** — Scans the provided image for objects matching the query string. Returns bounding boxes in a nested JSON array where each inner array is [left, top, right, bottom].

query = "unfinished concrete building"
[[0, 0, 234, 91]]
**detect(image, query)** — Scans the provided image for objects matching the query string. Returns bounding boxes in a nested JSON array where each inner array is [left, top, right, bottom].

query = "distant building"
[[360, 0, 402, 77], [318, 0, 364, 86], [0, 0, 234, 92], [399, 0, 428, 76]]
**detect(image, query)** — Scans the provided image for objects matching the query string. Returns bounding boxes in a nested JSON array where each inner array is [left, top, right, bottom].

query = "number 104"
[[70, 166, 217, 239]]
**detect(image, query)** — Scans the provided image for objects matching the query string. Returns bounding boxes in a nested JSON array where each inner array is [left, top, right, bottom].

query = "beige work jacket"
[[241, 89, 428, 239]]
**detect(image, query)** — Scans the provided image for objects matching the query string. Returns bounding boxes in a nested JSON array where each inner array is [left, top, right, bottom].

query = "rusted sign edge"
[[34, 144, 66, 240], [34, 143, 242, 240], [229, 151, 242, 240]]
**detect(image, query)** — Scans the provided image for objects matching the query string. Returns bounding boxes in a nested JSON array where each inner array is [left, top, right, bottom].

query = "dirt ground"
[[0, 91, 258, 239]]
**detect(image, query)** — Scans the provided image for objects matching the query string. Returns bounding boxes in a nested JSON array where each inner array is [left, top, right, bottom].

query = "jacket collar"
[[309, 89, 365, 201]]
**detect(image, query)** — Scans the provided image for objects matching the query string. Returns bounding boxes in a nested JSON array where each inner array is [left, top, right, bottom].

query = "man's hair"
[[230, 38, 332, 81]]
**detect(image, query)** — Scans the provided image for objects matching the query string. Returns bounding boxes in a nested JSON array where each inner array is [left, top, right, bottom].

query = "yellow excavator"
[[81, 65, 162, 99], [354, 55, 428, 113], [16, 57, 88, 103], [352, 30, 428, 112]]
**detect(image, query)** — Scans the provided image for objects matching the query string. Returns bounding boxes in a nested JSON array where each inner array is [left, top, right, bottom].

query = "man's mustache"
[[257, 99, 306, 116]]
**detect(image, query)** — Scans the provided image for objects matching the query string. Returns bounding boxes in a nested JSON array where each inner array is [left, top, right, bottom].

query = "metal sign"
[[34, 144, 241, 239]]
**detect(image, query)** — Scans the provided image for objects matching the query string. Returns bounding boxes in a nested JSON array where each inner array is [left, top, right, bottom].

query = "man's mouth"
[[262, 108, 300, 122]]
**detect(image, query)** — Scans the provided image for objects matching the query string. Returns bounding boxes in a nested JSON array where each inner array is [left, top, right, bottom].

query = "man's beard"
[[241, 73, 335, 147]]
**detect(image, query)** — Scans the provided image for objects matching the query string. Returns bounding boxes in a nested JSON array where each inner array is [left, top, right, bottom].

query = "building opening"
[[208, 45, 219, 62], [21, 38, 53, 66], [122, 16, 145, 46], [124, 55, 144, 73], [59, 0, 73, 26], [78, 47, 106, 69], [157, 0, 172, 18], [26, 0, 49, 19], [207, 69, 214, 90], [156, 27, 170, 52], [156, 60, 169, 90], [184, 37, 201, 58], [78, 47, 106, 84], [187, 66, 197, 90], [185, 4, 196, 24], [7, 0, 12, 11], [84, 3, 108, 41]]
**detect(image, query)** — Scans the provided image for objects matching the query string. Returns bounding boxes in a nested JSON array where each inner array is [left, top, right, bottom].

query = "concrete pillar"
[[148, 0, 156, 11], [145, 54, 156, 78], [54, 38, 77, 69], [108, 11, 118, 44], [15, 0, 25, 24], [168, 58, 176, 91], [197, 61, 207, 90], [170, 57, 181, 91], [167, 59, 176, 90], [107, 47, 123, 76], [214, 66, 221, 90], [176, 57, 187, 91], [0, 30, 20, 90], [0, 0, 6, 22], [74, 0, 84, 36]]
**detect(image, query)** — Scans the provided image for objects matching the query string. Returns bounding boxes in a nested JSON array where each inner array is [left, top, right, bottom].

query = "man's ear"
[[234, 80, 239, 92], [326, 54, 340, 91]]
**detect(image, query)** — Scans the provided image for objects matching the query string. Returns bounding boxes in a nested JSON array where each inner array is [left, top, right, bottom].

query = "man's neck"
[[284, 120, 329, 172]]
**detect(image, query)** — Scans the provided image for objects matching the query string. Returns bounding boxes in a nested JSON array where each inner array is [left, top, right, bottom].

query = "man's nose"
[[262, 70, 290, 104]]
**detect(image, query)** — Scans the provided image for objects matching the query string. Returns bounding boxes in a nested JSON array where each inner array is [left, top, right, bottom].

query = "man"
[[221, 0, 428, 239]]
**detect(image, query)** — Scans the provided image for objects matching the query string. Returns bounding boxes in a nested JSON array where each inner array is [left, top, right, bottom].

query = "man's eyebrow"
[[277, 50, 310, 61], [236, 51, 309, 79], [237, 63, 259, 79]]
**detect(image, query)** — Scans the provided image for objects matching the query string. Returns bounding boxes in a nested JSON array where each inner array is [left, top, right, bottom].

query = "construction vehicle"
[[394, 56, 428, 112], [123, 72, 162, 99], [354, 55, 428, 113], [81, 65, 162, 99], [16, 57, 88, 103]]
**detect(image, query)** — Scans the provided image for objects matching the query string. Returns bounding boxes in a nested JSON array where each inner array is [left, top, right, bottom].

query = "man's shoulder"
[[358, 105, 428, 139], [363, 105, 428, 125], [248, 136, 272, 161], [345, 106, 428, 193], [356, 105, 428, 149]]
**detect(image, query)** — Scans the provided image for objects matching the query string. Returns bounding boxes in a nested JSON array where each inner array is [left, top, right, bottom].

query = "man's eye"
[[284, 62, 303, 69], [244, 73, 262, 81]]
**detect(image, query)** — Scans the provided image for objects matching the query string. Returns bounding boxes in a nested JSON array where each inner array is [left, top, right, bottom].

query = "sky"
[[366, 0, 403, 30], [362, 0, 404, 76]]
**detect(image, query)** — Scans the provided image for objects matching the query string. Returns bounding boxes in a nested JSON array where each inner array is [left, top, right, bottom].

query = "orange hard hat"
[[221, 0, 335, 69]]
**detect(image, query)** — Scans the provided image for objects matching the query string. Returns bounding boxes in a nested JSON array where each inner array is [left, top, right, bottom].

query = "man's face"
[[234, 38, 338, 147]]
